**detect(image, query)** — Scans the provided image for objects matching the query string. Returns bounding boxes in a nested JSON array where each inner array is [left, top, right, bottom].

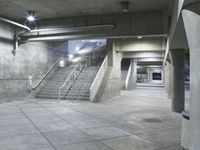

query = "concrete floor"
[[0, 88, 182, 150]]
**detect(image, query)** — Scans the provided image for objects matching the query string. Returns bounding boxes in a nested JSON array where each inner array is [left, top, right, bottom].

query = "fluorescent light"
[[137, 36, 143, 39], [69, 55, 74, 59], [72, 57, 82, 62], [26, 11, 36, 22], [59, 60, 65, 67], [27, 15, 35, 22], [75, 46, 80, 51]]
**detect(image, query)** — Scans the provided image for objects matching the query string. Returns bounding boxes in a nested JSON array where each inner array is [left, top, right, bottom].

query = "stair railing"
[[58, 62, 84, 102], [90, 55, 108, 102], [31, 57, 66, 91]]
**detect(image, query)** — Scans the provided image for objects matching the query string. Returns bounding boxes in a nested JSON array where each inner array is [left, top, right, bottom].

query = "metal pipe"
[[29, 24, 115, 33], [20, 33, 167, 42], [20, 33, 107, 42], [0, 17, 30, 31]]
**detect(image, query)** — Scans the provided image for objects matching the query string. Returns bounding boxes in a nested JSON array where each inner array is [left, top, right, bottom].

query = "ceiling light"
[[27, 15, 35, 22], [72, 57, 82, 62], [26, 11, 36, 22], [121, 1, 130, 12], [137, 36, 143, 39], [69, 55, 74, 60], [59, 60, 65, 67], [75, 46, 80, 51]]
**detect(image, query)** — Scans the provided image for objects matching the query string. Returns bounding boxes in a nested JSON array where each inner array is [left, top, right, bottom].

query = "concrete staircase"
[[36, 64, 75, 99], [64, 66, 100, 101], [36, 64, 100, 101]]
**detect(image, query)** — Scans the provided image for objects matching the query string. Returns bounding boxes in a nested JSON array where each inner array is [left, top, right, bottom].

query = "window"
[[152, 72, 161, 80]]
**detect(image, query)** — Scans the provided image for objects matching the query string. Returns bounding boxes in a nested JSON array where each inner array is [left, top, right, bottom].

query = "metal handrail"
[[32, 57, 64, 90], [61, 63, 80, 89], [58, 62, 83, 102]]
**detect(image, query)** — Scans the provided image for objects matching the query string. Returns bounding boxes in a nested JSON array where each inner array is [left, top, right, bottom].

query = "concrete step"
[[37, 93, 66, 98], [39, 90, 67, 94], [36, 65, 100, 101], [69, 89, 90, 93], [37, 95, 58, 99], [41, 87, 70, 91], [64, 96, 90, 101]]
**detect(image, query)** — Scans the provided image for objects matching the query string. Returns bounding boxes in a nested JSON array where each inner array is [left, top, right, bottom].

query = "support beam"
[[182, 9, 200, 150], [170, 49, 185, 113], [163, 0, 184, 64]]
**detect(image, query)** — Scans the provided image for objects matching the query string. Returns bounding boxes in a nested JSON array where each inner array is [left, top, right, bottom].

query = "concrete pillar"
[[100, 39, 123, 101], [165, 62, 169, 94], [182, 10, 200, 150], [170, 49, 185, 113], [165, 61, 174, 99], [128, 59, 137, 90]]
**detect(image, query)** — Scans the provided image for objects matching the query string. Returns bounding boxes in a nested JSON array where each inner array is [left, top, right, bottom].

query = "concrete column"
[[170, 49, 185, 113], [165, 61, 174, 99], [165, 62, 169, 94], [100, 39, 123, 101], [147, 68, 151, 83], [128, 59, 137, 90], [182, 10, 200, 150]]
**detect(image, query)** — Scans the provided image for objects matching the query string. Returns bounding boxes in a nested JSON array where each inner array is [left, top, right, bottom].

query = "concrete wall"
[[100, 39, 123, 101], [0, 22, 66, 103]]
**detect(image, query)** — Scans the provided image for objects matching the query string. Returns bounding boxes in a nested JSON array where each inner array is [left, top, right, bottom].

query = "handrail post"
[[58, 62, 82, 102], [58, 87, 61, 103]]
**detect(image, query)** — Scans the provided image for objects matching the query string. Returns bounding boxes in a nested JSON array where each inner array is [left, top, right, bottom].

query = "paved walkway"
[[0, 88, 182, 150]]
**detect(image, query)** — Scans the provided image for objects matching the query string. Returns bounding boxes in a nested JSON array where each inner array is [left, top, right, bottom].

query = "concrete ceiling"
[[0, 0, 170, 20], [183, 0, 200, 15]]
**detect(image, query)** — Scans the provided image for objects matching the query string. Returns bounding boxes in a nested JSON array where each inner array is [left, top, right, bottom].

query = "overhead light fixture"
[[75, 46, 80, 51], [59, 60, 65, 67], [26, 11, 36, 22], [121, 1, 130, 12], [137, 36, 143, 39], [27, 15, 35, 22], [69, 54, 74, 60], [72, 57, 82, 62]]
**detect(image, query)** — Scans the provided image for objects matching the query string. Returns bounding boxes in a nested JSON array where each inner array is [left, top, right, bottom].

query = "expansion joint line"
[[16, 105, 57, 150]]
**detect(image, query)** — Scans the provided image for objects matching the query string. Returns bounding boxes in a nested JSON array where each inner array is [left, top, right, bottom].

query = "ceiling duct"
[[18, 24, 115, 42], [20, 24, 114, 36]]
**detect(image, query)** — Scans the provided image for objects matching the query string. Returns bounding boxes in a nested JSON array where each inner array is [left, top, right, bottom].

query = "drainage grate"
[[143, 118, 162, 123]]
